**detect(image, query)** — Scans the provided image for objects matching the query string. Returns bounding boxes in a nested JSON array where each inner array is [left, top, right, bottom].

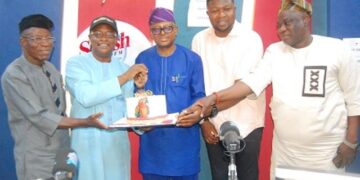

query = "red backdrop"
[[253, 1, 280, 179]]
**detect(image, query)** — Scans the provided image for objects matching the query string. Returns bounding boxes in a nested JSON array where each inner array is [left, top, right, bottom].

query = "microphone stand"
[[219, 121, 246, 180], [228, 151, 238, 180], [225, 141, 246, 180]]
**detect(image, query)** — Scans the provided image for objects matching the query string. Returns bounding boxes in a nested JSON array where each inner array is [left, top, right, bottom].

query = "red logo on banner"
[[79, 32, 130, 53]]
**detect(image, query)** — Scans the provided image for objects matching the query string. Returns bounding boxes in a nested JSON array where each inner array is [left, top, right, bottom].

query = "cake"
[[126, 95, 167, 119], [110, 92, 178, 128]]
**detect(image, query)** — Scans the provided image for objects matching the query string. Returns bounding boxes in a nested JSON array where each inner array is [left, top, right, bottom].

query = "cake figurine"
[[135, 89, 153, 97], [135, 97, 149, 118]]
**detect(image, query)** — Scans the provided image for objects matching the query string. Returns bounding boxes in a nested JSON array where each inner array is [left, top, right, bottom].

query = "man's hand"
[[197, 95, 216, 117], [86, 112, 108, 129], [332, 142, 357, 168], [134, 72, 148, 89], [201, 121, 219, 144], [126, 64, 148, 80], [118, 64, 148, 86], [176, 104, 202, 127], [177, 95, 217, 127]]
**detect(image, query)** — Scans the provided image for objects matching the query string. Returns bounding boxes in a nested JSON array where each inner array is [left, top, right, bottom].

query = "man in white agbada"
[[191, 0, 265, 179], [178, 0, 360, 179]]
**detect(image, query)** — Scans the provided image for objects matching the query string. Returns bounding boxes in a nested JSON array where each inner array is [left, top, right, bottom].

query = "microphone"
[[52, 148, 78, 180], [219, 121, 245, 153]]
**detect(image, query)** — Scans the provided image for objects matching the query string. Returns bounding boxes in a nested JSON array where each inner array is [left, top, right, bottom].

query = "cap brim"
[[90, 21, 118, 33]]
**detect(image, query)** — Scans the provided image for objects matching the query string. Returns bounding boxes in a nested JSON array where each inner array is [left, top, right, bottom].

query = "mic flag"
[[52, 148, 78, 179], [219, 121, 245, 153]]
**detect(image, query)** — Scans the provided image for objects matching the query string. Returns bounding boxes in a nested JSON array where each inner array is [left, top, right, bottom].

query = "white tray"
[[109, 113, 178, 128]]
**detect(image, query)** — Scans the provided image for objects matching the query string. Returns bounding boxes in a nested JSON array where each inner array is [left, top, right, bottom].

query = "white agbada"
[[192, 21, 265, 138], [242, 35, 360, 179]]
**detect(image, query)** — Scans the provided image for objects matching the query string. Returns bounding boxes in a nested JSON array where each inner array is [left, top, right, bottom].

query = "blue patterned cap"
[[149, 7, 175, 25]]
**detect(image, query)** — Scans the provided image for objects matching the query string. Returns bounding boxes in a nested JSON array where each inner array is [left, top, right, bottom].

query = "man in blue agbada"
[[134, 7, 206, 180], [65, 16, 148, 180]]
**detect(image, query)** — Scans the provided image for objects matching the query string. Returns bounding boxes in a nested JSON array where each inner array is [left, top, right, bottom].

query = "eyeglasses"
[[150, 25, 175, 35], [23, 36, 55, 44], [90, 31, 118, 39]]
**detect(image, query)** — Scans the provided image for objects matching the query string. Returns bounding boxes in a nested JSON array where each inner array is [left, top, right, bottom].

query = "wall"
[[328, 0, 360, 38], [327, 0, 360, 173]]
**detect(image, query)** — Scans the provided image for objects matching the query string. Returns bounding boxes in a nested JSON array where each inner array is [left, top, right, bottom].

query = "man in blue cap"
[[134, 7, 206, 180]]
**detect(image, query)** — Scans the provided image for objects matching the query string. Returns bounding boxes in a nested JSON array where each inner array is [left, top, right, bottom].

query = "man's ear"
[[19, 37, 27, 48], [303, 14, 311, 27]]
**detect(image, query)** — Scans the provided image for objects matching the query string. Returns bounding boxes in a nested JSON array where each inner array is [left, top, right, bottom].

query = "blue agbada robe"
[[65, 53, 133, 180], [135, 44, 206, 176]]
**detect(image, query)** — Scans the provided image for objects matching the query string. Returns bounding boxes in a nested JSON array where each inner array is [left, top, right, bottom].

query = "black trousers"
[[205, 127, 263, 180]]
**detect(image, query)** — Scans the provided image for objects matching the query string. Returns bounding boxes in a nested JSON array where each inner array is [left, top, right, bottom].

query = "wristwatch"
[[343, 139, 359, 151], [198, 104, 218, 124], [209, 104, 218, 118]]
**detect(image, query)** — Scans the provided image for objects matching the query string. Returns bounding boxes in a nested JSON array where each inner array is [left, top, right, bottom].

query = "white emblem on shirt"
[[302, 66, 327, 97]]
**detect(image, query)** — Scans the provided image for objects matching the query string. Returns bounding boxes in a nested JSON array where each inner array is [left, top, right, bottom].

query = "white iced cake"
[[110, 94, 177, 127]]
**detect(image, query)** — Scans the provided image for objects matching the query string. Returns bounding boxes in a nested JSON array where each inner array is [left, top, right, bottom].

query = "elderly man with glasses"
[[1, 14, 108, 180]]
